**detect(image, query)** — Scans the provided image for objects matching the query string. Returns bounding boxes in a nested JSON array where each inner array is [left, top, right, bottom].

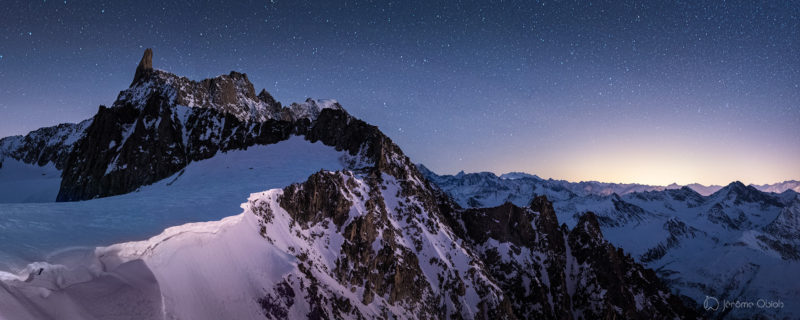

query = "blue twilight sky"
[[0, 0, 798, 185]]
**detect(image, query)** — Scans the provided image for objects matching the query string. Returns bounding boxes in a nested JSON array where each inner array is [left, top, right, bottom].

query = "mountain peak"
[[710, 180, 784, 207], [257, 88, 280, 109], [728, 180, 747, 188], [718, 181, 752, 196], [573, 211, 604, 241], [116, 50, 345, 123], [117, 51, 300, 123], [678, 185, 701, 196], [132, 48, 153, 85], [666, 182, 681, 189], [499, 171, 540, 180]]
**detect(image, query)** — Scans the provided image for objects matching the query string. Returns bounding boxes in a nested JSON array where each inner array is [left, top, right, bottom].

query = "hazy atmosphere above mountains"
[[1, 0, 798, 185]]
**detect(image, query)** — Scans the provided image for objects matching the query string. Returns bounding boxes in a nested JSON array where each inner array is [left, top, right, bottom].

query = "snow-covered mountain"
[[683, 183, 724, 196], [419, 165, 800, 201], [0, 49, 358, 203], [753, 180, 800, 194], [0, 49, 698, 319], [422, 168, 800, 319], [417, 165, 677, 208]]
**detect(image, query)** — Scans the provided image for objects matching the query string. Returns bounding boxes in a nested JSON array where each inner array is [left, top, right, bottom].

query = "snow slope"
[[0, 210, 264, 319], [0, 136, 346, 271], [0, 159, 61, 203]]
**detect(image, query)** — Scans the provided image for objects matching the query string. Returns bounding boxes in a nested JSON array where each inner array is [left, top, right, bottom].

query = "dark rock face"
[[56, 90, 299, 201], [279, 170, 354, 228], [254, 170, 516, 319], [462, 203, 536, 246], [54, 49, 412, 201], [258, 280, 295, 319], [127, 70, 274, 122], [4, 49, 419, 203], [58, 95, 186, 200], [54, 95, 405, 201], [132, 48, 153, 85], [451, 197, 698, 319], [566, 212, 695, 319], [705, 203, 747, 230], [257, 89, 281, 113]]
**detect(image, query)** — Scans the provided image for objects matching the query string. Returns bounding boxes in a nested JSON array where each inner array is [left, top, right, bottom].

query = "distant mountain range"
[[420, 166, 800, 319], [420, 165, 799, 199]]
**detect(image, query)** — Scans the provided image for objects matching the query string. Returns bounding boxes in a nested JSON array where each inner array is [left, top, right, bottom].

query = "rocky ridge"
[[240, 166, 698, 319], [454, 197, 694, 319], [0, 49, 382, 201]]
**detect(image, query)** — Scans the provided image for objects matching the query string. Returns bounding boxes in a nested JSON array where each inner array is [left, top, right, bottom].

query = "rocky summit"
[[2, 49, 354, 201], [132, 47, 153, 85]]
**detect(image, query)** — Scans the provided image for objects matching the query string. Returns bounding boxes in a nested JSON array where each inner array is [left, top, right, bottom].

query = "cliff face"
[[257, 170, 514, 319], [54, 93, 405, 201], [51, 49, 388, 201], [241, 165, 697, 319], [453, 197, 696, 319], [56, 92, 295, 201]]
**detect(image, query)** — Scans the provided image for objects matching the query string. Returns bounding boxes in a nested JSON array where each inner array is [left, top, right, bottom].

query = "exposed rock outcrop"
[[132, 48, 153, 85], [54, 49, 392, 201], [453, 197, 698, 319], [249, 169, 515, 319]]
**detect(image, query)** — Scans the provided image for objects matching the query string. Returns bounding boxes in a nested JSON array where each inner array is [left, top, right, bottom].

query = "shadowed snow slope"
[[0, 159, 61, 203], [0, 136, 345, 271]]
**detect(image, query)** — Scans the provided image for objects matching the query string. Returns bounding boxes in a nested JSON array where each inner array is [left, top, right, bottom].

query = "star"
[[0, 0, 797, 185]]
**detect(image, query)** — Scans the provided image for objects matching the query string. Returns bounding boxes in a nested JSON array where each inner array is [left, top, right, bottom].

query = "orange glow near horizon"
[[429, 115, 800, 186]]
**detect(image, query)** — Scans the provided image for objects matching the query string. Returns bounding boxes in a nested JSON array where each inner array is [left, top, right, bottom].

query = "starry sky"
[[1, 0, 798, 185]]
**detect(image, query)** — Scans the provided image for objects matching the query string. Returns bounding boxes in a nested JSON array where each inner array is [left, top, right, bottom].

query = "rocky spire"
[[530, 195, 561, 234], [132, 48, 153, 85]]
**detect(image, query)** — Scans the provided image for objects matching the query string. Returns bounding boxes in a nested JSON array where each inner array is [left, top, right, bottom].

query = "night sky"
[[1, 1, 798, 185]]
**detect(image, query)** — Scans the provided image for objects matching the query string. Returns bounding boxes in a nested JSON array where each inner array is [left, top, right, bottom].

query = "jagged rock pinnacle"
[[132, 48, 153, 85]]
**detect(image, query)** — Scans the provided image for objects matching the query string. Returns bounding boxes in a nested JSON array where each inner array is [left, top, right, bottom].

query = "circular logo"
[[704, 296, 720, 311]]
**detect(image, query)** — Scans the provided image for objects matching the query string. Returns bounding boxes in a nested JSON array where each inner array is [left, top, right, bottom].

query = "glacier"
[[0, 136, 346, 272], [0, 159, 60, 203]]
